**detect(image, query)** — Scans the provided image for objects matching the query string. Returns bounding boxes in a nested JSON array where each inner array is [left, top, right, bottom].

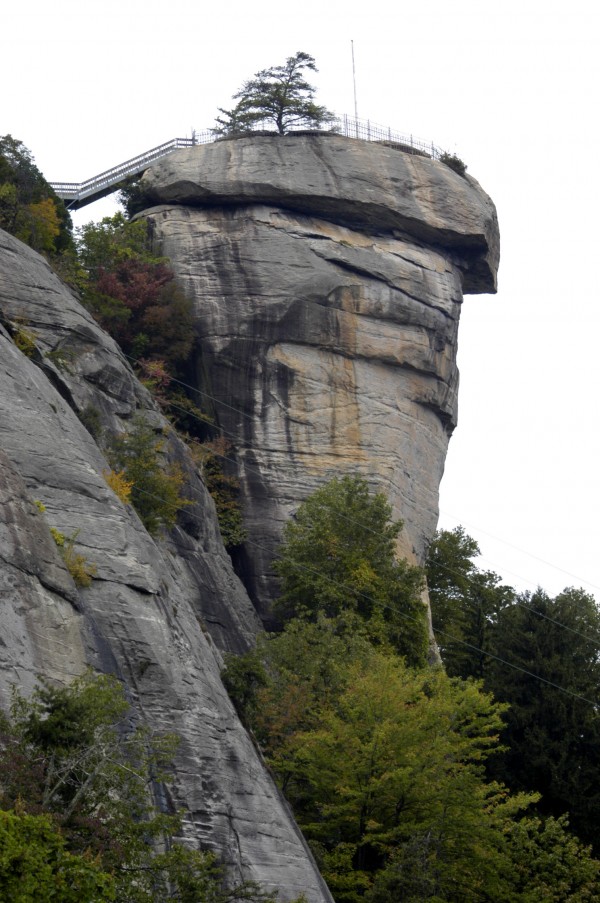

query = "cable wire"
[[126, 481, 600, 710]]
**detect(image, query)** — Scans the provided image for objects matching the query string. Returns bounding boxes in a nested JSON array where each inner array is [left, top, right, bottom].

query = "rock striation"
[[0, 227, 333, 901], [139, 134, 499, 615], [0, 132, 499, 896]]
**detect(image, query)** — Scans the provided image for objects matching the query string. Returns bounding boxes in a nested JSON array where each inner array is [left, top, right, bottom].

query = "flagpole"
[[351, 40, 358, 136]]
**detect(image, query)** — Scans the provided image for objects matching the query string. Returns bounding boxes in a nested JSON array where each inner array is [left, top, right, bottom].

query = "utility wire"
[[439, 508, 600, 595], [124, 349, 599, 597], [121, 354, 600, 649], [127, 480, 600, 710]]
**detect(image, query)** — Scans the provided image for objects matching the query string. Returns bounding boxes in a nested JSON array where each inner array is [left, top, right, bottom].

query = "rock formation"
[[0, 228, 333, 901], [0, 132, 499, 897], [139, 133, 499, 615]]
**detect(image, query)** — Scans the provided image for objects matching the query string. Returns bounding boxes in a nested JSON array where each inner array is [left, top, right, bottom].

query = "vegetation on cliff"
[[224, 478, 600, 901], [0, 673, 284, 902], [0, 135, 73, 256], [3, 133, 599, 901]]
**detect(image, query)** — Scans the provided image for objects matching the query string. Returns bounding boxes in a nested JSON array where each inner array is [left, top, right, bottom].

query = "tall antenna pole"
[[351, 40, 358, 135]]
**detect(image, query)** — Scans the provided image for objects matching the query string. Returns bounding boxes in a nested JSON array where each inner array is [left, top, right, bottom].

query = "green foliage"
[[76, 212, 164, 276], [224, 508, 600, 899], [192, 437, 247, 549], [118, 174, 151, 218], [214, 52, 335, 136], [486, 587, 600, 851], [230, 616, 594, 902], [273, 475, 428, 666], [427, 527, 515, 677], [0, 808, 116, 902], [107, 415, 188, 535], [0, 672, 283, 902], [10, 321, 37, 358], [283, 654, 527, 901], [15, 197, 61, 253], [50, 526, 66, 547], [505, 814, 600, 902], [439, 151, 468, 176], [0, 134, 73, 255], [49, 527, 96, 586], [76, 213, 195, 375], [221, 647, 269, 731], [162, 387, 214, 434], [428, 528, 600, 853]]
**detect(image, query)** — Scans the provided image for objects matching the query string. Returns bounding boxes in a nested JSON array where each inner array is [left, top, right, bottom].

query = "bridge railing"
[[50, 116, 443, 207]]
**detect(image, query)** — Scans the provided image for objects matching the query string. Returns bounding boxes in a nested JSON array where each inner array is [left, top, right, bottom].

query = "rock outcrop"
[[139, 134, 499, 615], [0, 132, 499, 896], [0, 227, 333, 901]]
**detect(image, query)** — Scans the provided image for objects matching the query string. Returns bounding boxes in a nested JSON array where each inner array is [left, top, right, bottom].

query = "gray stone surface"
[[140, 134, 499, 616], [0, 228, 333, 902], [141, 133, 499, 293]]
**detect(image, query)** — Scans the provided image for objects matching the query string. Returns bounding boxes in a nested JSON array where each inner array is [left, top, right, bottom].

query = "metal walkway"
[[50, 117, 442, 211], [49, 135, 211, 210]]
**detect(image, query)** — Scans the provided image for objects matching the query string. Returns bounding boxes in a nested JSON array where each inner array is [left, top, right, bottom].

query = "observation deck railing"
[[50, 116, 443, 210]]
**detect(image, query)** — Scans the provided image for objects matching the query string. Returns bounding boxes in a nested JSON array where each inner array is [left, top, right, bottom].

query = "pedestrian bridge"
[[50, 118, 441, 211], [49, 136, 206, 210]]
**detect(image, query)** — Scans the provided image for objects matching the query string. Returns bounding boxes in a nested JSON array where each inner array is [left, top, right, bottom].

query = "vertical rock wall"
[[0, 228, 333, 901], [140, 134, 499, 615]]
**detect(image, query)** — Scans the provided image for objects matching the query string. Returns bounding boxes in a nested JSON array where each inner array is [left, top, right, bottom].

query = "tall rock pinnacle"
[[140, 133, 500, 617]]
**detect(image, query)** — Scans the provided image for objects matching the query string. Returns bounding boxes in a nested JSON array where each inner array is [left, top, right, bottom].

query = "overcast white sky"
[[4, 0, 600, 599]]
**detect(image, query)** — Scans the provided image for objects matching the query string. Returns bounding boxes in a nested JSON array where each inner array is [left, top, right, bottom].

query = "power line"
[[439, 508, 600, 595], [123, 352, 600, 590], [123, 349, 599, 598], [120, 354, 600, 650], [125, 480, 599, 710]]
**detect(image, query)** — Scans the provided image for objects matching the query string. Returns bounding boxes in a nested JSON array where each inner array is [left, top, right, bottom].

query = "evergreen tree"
[[486, 587, 600, 850], [427, 528, 600, 852], [214, 52, 335, 136]]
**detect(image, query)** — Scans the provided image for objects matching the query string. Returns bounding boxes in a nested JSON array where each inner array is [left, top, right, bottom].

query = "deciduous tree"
[[0, 672, 283, 902], [273, 475, 428, 666]]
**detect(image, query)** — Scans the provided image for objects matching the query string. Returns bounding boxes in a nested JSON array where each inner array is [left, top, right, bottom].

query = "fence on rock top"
[[50, 116, 443, 210]]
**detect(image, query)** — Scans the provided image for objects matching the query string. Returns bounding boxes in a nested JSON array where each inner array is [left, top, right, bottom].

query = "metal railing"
[[50, 117, 443, 210], [332, 115, 442, 159]]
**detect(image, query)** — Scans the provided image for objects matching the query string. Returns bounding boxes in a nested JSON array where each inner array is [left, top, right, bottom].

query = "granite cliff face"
[[0, 228, 333, 901], [139, 134, 499, 614], [0, 133, 498, 896]]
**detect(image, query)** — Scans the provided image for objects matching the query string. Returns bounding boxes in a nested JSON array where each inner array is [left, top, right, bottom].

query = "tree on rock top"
[[214, 51, 336, 136]]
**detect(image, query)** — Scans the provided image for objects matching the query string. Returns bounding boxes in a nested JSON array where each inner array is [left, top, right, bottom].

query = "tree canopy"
[[224, 614, 600, 902], [272, 475, 429, 666], [0, 134, 73, 255], [0, 671, 285, 902], [427, 527, 600, 852], [214, 52, 336, 136], [221, 504, 600, 900]]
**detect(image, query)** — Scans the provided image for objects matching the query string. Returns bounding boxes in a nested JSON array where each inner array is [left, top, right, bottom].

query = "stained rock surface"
[[0, 228, 333, 902], [140, 134, 499, 615]]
